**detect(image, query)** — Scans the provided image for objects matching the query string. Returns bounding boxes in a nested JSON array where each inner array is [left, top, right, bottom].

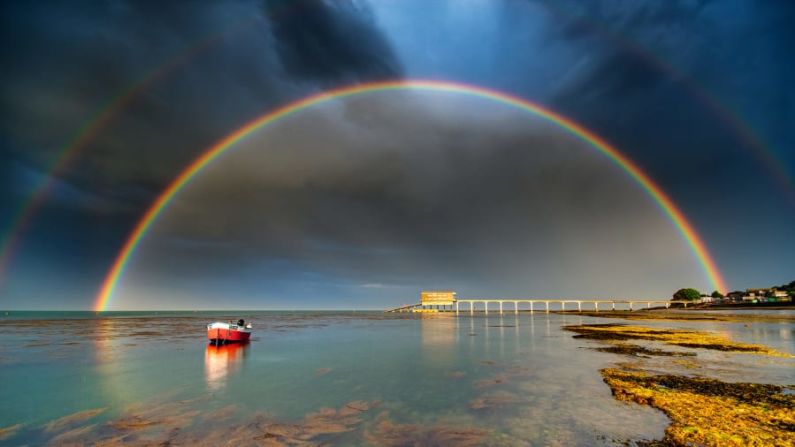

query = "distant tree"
[[672, 288, 701, 301], [711, 290, 724, 298], [778, 280, 795, 293]]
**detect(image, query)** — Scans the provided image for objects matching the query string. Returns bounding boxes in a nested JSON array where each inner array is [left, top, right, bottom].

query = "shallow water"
[[0, 311, 792, 445]]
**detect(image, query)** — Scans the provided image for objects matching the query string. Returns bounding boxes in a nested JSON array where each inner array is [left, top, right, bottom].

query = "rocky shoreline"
[[554, 309, 795, 323], [564, 322, 795, 446]]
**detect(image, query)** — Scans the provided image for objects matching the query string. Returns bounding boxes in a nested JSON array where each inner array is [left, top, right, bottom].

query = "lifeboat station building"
[[418, 291, 457, 311]]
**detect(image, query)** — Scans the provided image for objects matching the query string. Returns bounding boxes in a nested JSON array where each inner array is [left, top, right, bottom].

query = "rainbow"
[[3, 5, 790, 290], [95, 80, 727, 310]]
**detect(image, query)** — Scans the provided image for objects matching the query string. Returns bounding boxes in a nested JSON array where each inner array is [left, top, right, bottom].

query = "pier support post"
[[611, 301, 615, 311], [629, 302, 633, 311], [545, 301, 549, 313], [514, 301, 518, 314], [470, 301, 474, 315], [594, 302, 599, 312], [647, 302, 651, 309], [484, 301, 488, 315], [456, 301, 459, 314], [499, 301, 503, 314], [577, 301, 581, 312], [665, 302, 670, 309], [561, 302, 565, 311], [530, 302, 534, 314]]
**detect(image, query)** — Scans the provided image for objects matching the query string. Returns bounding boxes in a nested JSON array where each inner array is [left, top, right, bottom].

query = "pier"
[[386, 291, 672, 314]]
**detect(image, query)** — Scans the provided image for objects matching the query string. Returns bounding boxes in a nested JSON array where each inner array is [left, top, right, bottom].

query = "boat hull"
[[207, 327, 251, 343], [207, 323, 251, 344]]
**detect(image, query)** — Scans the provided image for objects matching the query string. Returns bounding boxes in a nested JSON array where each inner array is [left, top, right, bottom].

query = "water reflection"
[[420, 315, 456, 369], [93, 318, 120, 364], [205, 343, 249, 391], [93, 318, 139, 408]]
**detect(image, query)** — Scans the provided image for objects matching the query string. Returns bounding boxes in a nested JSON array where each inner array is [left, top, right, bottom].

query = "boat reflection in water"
[[204, 342, 249, 391]]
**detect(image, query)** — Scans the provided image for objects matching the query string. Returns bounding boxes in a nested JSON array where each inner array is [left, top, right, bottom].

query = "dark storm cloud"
[[538, 0, 713, 108], [1, 0, 404, 305], [1, 0, 404, 210], [545, 0, 793, 129], [528, 0, 795, 202], [263, 0, 402, 83]]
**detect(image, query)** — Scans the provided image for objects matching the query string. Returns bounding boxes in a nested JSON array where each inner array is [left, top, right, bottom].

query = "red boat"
[[207, 320, 252, 344]]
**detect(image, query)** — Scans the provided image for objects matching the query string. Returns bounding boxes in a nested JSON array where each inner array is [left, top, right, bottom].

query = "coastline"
[[552, 308, 795, 323]]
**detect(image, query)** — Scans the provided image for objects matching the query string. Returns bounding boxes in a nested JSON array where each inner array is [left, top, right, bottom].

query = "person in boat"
[[237, 319, 245, 326]]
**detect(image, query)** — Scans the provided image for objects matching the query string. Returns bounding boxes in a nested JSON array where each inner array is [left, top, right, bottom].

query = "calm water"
[[0, 311, 793, 445]]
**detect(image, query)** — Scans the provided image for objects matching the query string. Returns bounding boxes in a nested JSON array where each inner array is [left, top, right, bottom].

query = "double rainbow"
[[94, 80, 726, 310]]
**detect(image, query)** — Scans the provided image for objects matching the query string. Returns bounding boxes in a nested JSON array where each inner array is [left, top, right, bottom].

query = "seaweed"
[[601, 368, 795, 446], [592, 344, 696, 358], [565, 310, 795, 324], [41, 407, 106, 433], [0, 424, 21, 441], [469, 391, 522, 410], [364, 411, 488, 446], [563, 324, 793, 357], [565, 321, 795, 445]]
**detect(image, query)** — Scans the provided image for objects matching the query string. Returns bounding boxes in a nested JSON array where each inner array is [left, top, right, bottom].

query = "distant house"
[[699, 296, 714, 304], [743, 288, 769, 303], [770, 290, 791, 302], [725, 291, 744, 302], [729, 288, 791, 304], [746, 288, 769, 296], [742, 294, 759, 303]]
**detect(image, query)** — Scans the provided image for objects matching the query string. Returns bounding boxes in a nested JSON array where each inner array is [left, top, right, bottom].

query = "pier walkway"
[[386, 298, 672, 314]]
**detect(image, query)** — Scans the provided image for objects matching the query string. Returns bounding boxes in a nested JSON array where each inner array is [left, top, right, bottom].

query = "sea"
[[0, 310, 793, 445]]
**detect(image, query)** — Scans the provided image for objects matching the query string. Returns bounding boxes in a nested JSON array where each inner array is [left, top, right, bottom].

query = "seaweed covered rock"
[[601, 368, 795, 446], [563, 324, 793, 357]]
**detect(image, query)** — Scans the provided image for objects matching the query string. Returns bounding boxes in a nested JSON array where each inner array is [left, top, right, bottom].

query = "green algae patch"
[[41, 407, 107, 433], [563, 324, 794, 357], [0, 424, 22, 441], [364, 411, 488, 446], [601, 368, 795, 446], [564, 310, 795, 324], [592, 344, 696, 358]]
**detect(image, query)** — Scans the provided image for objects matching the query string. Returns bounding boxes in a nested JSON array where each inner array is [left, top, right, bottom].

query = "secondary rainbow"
[[94, 79, 727, 311], [0, 18, 268, 285], [0, 2, 356, 283], [540, 2, 794, 205]]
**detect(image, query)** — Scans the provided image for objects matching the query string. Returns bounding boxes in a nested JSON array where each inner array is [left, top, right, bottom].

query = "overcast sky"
[[1, 0, 793, 309]]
